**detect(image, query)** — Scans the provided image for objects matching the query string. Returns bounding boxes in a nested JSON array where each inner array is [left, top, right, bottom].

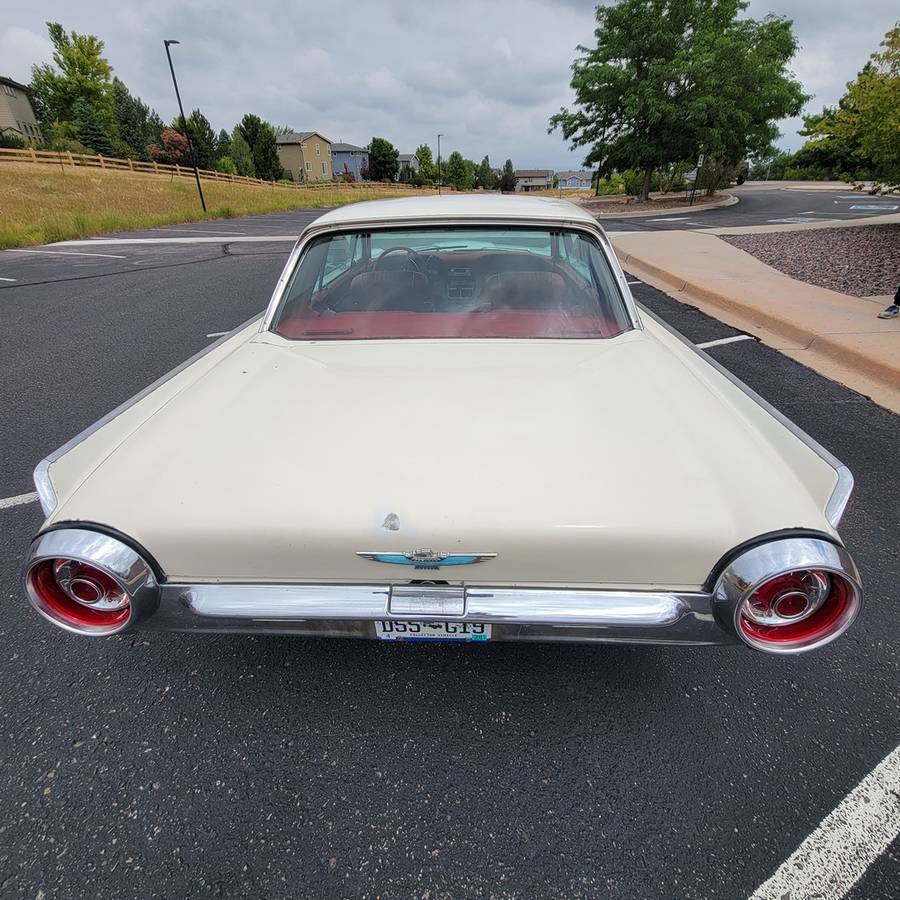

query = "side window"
[[305, 161, 311, 172], [319, 235, 362, 288], [315, 142, 320, 155], [321, 161, 327, 175]]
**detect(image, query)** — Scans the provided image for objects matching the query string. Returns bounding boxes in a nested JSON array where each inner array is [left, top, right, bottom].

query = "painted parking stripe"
[[647, 217, 691, 222], [206, 331, 228, 338], [696, 335, 755, 349], [57, 236, 297, 246], [0, 276, 16, 282], [3, 248, 127, 259], [0, 491, 38, 511], [749, 743, 900, 900], [626, 280, 642, 286]]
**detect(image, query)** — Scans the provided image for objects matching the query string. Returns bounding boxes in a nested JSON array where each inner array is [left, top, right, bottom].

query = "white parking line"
[[140, 228, 248, 236], [4, 248, 127, 259], [647, 216, 691, 222], [0, 276, 16, 282], [696, 334, 754, 349], [0, 491, 38, 511], [206, 331, 228, 338], [626, 280, 642, 286], [57, 236, 297, 246], [749, 743, 900, 900]]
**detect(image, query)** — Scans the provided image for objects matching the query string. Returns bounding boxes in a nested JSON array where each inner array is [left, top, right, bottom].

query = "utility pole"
[[437, 133, 443, 195], [163, 39, 206, 211]]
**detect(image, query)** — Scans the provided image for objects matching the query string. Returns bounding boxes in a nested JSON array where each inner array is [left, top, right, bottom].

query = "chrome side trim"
[[712, 537, 862, 654], [639, 304, 854, 527], [261, 215, 643, 333], [31, 313, 264, 517], [24, 528, 159, 635]]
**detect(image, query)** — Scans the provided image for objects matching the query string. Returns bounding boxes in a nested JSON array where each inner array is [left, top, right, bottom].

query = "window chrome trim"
[[31, 313, 264, 517], [261, 215, 642, 334], [639, 304, 853, 527]]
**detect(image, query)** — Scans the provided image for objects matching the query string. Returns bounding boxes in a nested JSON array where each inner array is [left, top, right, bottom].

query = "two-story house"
[[276, 132, 333, 182], [514, 169, 552, 192], [398, 154, 420, 178], [331, 142, 369, 181], [0, 76, 42, 144], [556, 170, 593, 190]]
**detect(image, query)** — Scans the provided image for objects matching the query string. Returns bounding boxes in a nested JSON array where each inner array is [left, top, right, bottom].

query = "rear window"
[[271, 226, 633, 340]]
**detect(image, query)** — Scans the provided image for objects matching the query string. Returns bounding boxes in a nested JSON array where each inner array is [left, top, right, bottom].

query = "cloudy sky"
[[1, 1, 896, 168]]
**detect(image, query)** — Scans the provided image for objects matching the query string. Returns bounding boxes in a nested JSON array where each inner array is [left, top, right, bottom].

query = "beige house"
[[276, 131, 333, 183], [514, 170, 553, 192], [0, 76, 41, 144]]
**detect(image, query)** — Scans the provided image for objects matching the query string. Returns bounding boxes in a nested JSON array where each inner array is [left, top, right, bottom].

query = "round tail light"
[[714, 538, 862, 654], [26, 559, 132, 633], [24, 529, 159, 636]]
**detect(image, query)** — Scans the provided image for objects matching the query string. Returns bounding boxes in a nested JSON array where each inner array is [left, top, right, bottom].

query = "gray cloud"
[[1, 1, 896, 166]]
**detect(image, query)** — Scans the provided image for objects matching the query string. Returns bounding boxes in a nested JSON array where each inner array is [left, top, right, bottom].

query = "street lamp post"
[[437, 133, 442, 195], [163, 39, 206, 212]]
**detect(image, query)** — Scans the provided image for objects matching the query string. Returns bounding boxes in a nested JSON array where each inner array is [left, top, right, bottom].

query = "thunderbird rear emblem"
[[356, 549, 497, 570]]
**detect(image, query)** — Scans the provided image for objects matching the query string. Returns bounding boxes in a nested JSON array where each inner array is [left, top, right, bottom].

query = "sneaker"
[[877, 304, 899, 319]]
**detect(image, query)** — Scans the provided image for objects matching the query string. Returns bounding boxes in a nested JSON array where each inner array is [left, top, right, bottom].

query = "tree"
[[73, 97, 113, 155], [443, 151, 467, 190], [147, 128, 190, 165], [550, 1, 805, 201], [237, 114, 282, 180], [368, 137, 400, 181], [112, 77, 158, 160], [476, 155, 496, 189], [179, 109, 217, 170], [414, 143, 435, 181], [214, 128, 231, 160], [30, 22, 115, 129], [829, 27, 900, 187], [498, 159, 516, 192], [228, 126, 255, 177]]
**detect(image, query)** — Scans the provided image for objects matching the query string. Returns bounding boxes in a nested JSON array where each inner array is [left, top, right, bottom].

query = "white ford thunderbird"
[[24, 195, 861, 653]]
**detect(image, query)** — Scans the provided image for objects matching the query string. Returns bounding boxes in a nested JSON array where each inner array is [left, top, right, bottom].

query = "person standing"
[[878, 285, 899, 319]]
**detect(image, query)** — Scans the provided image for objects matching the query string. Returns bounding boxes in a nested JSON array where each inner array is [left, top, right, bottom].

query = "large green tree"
[[179, 109, 217, 170], [368, 137, 400, 181], [228, 127, 255, 177], [498, 159, 516, 192], [73, 96, 113, 155], [829, 26, 899, 187], [237, 114, 282, 180], [476, 155, 496, 189], [30, 22, 115, 130], [444, 151, 468, 190], [414, 143, 435, 181], [111, 77, 158, 160], [550, 0, 805, 201]]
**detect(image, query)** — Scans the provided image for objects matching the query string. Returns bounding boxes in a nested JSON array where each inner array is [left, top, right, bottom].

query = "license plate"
[[375, 621, 491, 642]]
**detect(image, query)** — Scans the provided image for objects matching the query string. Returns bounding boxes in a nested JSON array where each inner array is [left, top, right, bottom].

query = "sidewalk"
[[611, 230, 900, 414]]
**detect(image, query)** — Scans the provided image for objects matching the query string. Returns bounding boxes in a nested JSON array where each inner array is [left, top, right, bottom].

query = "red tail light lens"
[[26, 558, 131, 632], [737, 568, 857, 652]]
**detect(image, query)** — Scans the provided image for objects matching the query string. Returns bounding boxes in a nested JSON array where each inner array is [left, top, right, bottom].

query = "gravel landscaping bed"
[[721, 224, 900, 297], [579, 194, 726, 215]]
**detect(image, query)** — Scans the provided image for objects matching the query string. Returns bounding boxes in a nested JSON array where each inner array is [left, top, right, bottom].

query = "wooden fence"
[[0, 145, 431, 192]]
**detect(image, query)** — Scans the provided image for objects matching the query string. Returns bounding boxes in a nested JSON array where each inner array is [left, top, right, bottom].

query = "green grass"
[[0, 162, 432, 248]]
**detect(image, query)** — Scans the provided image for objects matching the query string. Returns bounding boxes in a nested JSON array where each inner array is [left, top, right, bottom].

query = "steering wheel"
[[373, 246, 423, 272]]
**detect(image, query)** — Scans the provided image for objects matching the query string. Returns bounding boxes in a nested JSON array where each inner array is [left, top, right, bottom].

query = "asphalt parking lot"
[[0, 201, 898, 899], [603, 183, 899, 231]]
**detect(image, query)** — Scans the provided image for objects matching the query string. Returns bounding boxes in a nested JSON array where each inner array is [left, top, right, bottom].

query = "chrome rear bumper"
[[145, 581, 729, 645]]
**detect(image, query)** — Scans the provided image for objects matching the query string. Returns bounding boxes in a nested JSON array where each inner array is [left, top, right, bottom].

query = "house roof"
[[332, 142, 367, 153], [557, 170, 593, 181], [514, 169, 552, 178], [0, 75, 31, 92], [276, 131, 332, 145], [398, 154, 416, 161]]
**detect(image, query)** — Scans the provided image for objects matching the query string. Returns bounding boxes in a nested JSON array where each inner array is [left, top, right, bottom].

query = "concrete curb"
[[611, 233, 900, 414], [704, 211, 900, 235], [585, 193, 738, 219]]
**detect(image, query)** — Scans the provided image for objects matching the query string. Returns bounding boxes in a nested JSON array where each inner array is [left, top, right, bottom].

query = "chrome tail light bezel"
[[712, 537, 862, 655], [24, 528, 159, 636]]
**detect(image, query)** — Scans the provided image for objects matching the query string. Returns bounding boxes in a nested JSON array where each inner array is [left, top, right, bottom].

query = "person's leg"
[[877, 284, 899, 319]]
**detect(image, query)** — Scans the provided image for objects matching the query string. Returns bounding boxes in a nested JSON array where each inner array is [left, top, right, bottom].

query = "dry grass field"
[[0, 162, 432, 247]]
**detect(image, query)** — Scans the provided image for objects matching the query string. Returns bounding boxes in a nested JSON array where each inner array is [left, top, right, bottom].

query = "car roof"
[[311, 193, 599, 228]]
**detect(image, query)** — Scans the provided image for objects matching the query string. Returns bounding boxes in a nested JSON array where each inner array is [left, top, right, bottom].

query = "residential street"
[[0, 196, 897, 899]]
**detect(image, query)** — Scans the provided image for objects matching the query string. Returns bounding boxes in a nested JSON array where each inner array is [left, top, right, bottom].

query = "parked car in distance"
[[24, 195, 861, 653]]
